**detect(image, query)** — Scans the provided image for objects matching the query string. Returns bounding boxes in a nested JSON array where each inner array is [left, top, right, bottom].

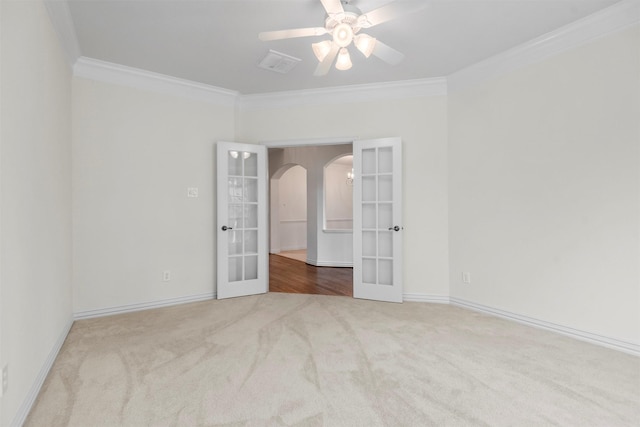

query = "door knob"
[[388, 225, 401, 232], [221, 225, 233, 231]]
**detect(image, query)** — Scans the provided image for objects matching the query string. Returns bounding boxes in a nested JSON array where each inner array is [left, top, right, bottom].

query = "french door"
[[216, 142, 268, 299], [353, 137, 403, 303]]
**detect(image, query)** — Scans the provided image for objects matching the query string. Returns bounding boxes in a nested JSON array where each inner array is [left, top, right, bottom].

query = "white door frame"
[[263, 137, 356, 267], [261, 136, 404, 303]]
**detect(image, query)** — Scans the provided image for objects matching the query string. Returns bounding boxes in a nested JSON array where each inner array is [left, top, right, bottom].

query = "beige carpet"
[[26, 293, 639, 426]]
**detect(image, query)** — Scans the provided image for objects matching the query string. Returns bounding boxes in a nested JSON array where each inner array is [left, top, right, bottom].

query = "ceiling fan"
[[258, 0, 427, 76]]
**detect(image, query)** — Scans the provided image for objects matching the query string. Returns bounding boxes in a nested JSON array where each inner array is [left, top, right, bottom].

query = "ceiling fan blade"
[[259, 27, 327, 41], [359, 1, 428, 28], [372, 40, 405, 66], [320, 0, 345, 16], [314, 43, 340, 76]]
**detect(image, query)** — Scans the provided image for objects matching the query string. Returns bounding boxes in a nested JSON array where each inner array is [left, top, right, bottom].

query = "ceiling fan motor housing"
[[325, 4, 363, 35]]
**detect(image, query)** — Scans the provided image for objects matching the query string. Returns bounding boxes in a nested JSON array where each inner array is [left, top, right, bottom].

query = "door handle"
[[388, 226, 401, 232], [221, 225, 233, 231]]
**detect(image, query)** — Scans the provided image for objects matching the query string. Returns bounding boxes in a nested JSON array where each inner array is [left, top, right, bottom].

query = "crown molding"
[[56, 0, 637, 106], [448, 0, 640, 93], [72, 56, 445, 109], [44, 0, 81, 67], [238, 77, 448, 111], [73, 57, 239, 107], [262, 136, 356, 147]]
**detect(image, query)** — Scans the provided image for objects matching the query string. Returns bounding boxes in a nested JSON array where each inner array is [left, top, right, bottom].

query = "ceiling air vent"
[[258, 50, 301, 74]]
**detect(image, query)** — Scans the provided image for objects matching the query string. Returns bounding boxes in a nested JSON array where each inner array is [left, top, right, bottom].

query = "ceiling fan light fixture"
[[354, 33, 376, 58], [312, 40, 333, 62], [335, 47, 352, 71], [332, 23, 354, 48]]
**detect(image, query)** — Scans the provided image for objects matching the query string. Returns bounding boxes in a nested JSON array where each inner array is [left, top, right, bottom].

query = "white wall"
[[278, 165, 307, 251], [0, 5, 634, 424], [0, 2, 4, 422], [72, 77, 235, 314], [325, 160, 353, 230], [448, 26, 640, 345], [0, 1, 73, 424], [241, 97, 450, 296]]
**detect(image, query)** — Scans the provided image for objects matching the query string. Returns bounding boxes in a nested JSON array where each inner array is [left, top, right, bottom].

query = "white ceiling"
[[67, 0, 621, 94]]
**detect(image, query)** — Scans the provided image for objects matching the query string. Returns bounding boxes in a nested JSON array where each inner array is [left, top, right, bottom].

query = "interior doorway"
[[216, 137, 403, 302], [268, 144, 354, 296]]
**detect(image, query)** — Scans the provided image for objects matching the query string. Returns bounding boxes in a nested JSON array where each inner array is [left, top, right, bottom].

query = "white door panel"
[[216, 142, 268, 299], [353, 137, 403, 303]]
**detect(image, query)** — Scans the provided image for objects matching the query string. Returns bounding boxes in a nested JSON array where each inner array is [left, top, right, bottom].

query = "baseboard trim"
[[73, 292, 215, 320], [11, 317, 74, 427], [450, 297, 640, 357], [306, 258, 353, 268], [279, 245, 307, 252], [403, 293, 450, 304]]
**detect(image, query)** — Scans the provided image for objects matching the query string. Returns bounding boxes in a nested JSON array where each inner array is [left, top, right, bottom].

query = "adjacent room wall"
[[278, 165, 307, 251], [269, 145, 355, 267], [0, 1, 73, 424], [241, 96, 450, 298], [72, 78, 235, 314], [325, 158, 353, 230], [448, 26, 640, 345]]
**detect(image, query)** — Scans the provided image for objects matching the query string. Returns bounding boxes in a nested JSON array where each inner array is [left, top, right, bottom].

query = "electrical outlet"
[[2, 365, 8, 396], [163, 270, 171, 282], [462, 272, 471, 284]]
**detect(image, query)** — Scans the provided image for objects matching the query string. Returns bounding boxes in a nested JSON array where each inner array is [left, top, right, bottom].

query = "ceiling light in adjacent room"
[[230, 151, 251, 159]]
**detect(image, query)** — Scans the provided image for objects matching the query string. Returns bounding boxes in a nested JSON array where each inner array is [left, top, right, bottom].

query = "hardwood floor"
[[269, 254, 353, 297]]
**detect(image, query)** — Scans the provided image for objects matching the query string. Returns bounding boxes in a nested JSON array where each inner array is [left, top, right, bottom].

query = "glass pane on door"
[[362, 146, 395, 286], [226, 149, 260, 284], [363, 259, 377, 284], [244, 152, 258, 177], [378, 232, 393, 258], [228, 152, 242, 176], [378, 259, 393, 286], [362, 231, 376, 257], [229, 257, 242, 282], [362, 149, 376, 174], [378, 147, 393, 174]]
